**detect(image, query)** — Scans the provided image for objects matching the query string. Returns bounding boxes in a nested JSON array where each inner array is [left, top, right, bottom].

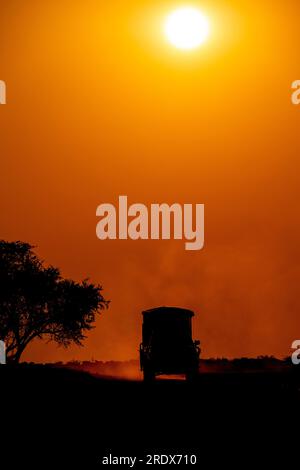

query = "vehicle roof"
[[142, 306, 194, 318]]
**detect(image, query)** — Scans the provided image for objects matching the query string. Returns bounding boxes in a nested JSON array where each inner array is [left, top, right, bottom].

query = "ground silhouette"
[[1, 359, 299, 467]]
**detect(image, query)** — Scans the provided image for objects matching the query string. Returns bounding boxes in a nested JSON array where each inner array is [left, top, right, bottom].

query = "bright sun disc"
[[165, 7, 210, 50]]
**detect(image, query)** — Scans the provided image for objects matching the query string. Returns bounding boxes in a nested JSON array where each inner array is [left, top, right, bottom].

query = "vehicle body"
[[139, 306, 200, 381]]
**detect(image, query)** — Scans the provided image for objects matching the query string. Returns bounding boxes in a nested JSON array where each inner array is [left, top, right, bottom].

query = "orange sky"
[[1, 0, 300, 362]]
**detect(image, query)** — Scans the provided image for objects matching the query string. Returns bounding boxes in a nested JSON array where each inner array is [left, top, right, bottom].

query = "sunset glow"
[[0, 0, 299, 364]]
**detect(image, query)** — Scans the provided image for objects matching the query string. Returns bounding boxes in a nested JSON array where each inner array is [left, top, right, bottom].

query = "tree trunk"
[[11, 344, 26, 363]]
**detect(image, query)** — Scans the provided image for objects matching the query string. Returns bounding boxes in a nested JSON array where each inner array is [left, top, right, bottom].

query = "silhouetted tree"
[[0, 240, 109, 362]]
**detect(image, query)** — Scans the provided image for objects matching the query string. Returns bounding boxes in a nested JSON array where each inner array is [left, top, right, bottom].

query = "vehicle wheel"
[[143, 368, 155, 382], [185, 369, 199, 382]]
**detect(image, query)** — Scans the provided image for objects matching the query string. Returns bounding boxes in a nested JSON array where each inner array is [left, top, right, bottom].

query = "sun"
[[165, 7, 210, 50]]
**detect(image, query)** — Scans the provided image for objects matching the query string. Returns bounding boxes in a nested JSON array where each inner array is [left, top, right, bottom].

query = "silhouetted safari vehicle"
[[140, 306, 200, 381]]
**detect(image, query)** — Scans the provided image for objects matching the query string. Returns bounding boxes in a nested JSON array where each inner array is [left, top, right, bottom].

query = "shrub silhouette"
[[0, 240, 109, 362]]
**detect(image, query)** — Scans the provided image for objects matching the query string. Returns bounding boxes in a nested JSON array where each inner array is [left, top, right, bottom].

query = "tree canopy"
[[0, 240, 109, 362]]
